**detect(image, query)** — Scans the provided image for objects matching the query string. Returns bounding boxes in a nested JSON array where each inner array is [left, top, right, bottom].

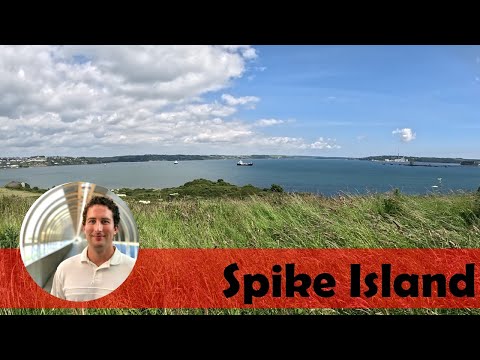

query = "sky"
[[0, 45, 479, 158]]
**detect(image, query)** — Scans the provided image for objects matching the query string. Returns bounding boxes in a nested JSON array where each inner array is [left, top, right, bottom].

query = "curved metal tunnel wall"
[[20, 182, 139, 292]]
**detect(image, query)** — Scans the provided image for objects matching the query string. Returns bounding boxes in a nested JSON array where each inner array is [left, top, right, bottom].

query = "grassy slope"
[[130, 191, 480, 249], [2, 189, 480, 314], [0, 187, 41, 198]]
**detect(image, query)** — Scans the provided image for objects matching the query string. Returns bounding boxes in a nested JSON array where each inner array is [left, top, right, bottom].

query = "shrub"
[[270, 184, 284, 193]]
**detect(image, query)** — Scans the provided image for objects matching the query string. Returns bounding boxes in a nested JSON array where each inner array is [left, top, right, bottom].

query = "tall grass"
[[129, 191, 480, 249], [0, 195, 35, 248], [2, 190, 480, 315], [2, 308, 480, 315]]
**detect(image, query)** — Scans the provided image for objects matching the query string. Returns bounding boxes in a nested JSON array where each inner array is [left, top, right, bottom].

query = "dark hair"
[[82, 196, 120, 227]]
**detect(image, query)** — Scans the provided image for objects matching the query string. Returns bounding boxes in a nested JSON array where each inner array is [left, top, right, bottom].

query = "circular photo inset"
[[19, 181, 139, 302]]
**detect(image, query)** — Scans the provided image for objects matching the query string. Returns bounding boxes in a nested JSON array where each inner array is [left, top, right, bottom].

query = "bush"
[[383, 198, 398, 215], [270, 184, 284, 193], [380, 191, 403, 216]]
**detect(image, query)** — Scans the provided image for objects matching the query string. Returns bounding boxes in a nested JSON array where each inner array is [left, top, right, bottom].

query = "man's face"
[[83, 204, 118, 251]]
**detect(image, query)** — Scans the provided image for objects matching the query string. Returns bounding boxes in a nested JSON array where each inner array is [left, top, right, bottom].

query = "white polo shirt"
[[50, 246, 136, 302]]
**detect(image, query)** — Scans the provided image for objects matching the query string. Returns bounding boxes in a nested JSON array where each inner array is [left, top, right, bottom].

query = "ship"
[[173, 160, 178, 164], [237, 160, 253, 166]]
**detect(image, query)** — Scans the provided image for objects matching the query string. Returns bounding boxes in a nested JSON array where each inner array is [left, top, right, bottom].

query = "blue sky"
[[1, 45, 479, 158]]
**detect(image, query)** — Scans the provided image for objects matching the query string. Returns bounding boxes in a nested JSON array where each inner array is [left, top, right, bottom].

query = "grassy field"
[[0, 187, 42, 198], [1, 184, 480, 315]]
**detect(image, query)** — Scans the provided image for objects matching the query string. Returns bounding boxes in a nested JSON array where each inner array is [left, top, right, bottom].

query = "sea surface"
[[1, 158, 479, 196]]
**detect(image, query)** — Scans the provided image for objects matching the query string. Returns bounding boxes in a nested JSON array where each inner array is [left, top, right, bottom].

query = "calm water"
[[1, 159, 479, 196]]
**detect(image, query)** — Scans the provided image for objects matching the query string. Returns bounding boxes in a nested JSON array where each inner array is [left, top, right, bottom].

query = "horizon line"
[[1, 154, 480, 160]]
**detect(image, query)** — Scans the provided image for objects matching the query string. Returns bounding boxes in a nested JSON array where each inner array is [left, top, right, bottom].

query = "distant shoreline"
[[380, 162, 459, 168], [1, 154, 479, 169]]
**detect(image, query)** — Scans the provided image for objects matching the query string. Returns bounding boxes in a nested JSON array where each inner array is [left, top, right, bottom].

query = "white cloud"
[[307, 137, 341, 150], [242, 48, 258, 60], [237, 136, 340, 153], [254, 119, 285, 127], [221, 94, 260, 107], [0, 45, 340, 157], [0, 45, 264, 155], [392, 128, 416, 142]]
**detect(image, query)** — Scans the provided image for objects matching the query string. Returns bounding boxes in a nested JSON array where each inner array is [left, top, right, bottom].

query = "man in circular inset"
[[50, 195, 135, 301]]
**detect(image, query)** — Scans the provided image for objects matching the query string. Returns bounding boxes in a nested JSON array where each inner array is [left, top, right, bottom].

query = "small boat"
[[237, 160, 253, 166], [174, 160, 178, 164]]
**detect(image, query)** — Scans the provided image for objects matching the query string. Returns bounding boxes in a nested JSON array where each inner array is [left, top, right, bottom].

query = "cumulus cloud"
[[220, 45, 257, 60], [0, 45, 259, 155], [392, 128, 416, 142], [0, 45, 338, 156], [307, 137, 341, 150], [241, 48, 258, 60]]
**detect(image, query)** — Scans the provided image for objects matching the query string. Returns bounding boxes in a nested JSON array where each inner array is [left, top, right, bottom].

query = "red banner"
[[1, 248, 480, 308]]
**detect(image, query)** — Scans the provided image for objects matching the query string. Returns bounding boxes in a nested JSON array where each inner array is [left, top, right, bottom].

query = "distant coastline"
[[1, 154, 479, 169], [2, 157, 479, 196]]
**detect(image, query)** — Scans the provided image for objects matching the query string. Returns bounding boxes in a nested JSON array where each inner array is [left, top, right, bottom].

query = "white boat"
[[237, 160, 253, 166], [174, 160, 178, 164]]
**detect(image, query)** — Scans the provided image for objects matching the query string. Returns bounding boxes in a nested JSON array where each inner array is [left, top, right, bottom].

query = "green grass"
[[129, 191, 480, 249], [115, 178, 283, 201], [2, 185, 480, 314], [3, 308, 480, 315], [0, 195, 35, 248]]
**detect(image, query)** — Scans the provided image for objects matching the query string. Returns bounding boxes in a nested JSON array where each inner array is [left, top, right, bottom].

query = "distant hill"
[[78, 154, 284, 164], [4, 154, 479, 168], [359, 155, 480, 164]]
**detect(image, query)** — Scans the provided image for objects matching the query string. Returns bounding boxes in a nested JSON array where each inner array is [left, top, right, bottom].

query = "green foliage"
[[5, 185, 46, 194], [0, 225, 18, 247], [383, 198, 400, 215], [379, 189, 403, 216], [0, 196, 35, 248], [28, 186, 45, 194], [460, 210, 478, 226], [116, 178, 283, 201], [270, 184, 284, 193], [461, 190, 480, 225], [475, 189, 480, 216]]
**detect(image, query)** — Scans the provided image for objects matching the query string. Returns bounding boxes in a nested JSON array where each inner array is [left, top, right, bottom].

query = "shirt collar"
[[80, 246, 121, 266]]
